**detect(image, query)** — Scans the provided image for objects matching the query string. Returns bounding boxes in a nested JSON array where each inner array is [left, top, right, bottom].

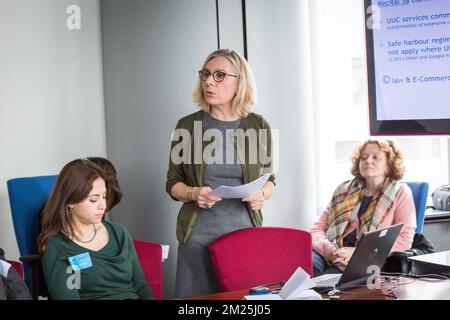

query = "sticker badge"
[[379, 229, 388, 238], [68, 252, 93, 272]]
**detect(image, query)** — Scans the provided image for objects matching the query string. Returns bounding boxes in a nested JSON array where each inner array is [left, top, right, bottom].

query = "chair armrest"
[[19, 255, 45, 299], [383, 251, 415, 274], [389, 251, 415, 258], [19, 255, 41, 263]]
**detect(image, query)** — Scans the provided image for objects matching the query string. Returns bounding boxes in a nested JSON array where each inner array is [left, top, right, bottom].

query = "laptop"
[[408, 250, 450, 276], [312, 223, 403, 292]]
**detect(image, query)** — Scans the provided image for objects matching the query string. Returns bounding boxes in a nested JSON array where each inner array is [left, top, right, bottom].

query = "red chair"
[[7, 260, 24, 279], [208, 226, 312, 292], [133, 240, 163, 300]]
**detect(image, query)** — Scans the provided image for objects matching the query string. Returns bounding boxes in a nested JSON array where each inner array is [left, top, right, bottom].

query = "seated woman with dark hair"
[[311, 139, 416, 276], [38, 159, 153, 300], [87, 157, 123, 211]]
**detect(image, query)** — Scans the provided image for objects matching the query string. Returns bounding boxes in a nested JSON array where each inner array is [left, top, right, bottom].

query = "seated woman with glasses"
[[38, 159, 153, 300], [166, 49, 276, 297], [311, 139, 416, 276]]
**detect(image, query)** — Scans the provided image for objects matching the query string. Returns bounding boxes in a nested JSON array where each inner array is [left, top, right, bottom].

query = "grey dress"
[[175, 113, 253, 298]]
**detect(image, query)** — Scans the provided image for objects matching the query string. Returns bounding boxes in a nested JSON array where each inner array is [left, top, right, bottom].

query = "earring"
[[68, 206, 74, 214]]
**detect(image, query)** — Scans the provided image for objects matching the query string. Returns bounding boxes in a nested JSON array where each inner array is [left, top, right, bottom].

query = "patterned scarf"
[[325, 178, 401, 248]]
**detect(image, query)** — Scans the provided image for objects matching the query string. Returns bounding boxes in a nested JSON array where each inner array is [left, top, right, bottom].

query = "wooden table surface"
[[184, 277, 450, 300]]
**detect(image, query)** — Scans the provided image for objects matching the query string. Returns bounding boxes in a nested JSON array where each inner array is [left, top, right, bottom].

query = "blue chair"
[[6, 175, 57, 298], [404, 181, 429, 233], [383, 181, 431, 273]]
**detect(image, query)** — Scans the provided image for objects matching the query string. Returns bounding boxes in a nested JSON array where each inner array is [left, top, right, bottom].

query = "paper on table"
[[278, 267, 320, 300], [279, 267, 322, 300], [244, 267, 322, 300], [244, 294, 282, 300], [284, 289, 322, 300], [210, 173, 271, 199]]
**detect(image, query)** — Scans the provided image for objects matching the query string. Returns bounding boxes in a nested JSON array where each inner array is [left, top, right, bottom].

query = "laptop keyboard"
[[312, 274, 342, 287]]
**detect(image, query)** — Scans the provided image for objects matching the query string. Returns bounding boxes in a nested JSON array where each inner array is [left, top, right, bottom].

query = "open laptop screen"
[[337, 223, 403, 289]]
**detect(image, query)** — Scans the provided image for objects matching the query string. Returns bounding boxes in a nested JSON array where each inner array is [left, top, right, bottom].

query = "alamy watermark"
[[66, 5, 81, 30], [170, 121, 279, 174], [366, 265, 381, 289], [367, 5, 381, 30], [66, 266, 81, 290]]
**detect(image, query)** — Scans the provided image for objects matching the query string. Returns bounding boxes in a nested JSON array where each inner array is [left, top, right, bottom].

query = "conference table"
[[186, 277, 450, 300]]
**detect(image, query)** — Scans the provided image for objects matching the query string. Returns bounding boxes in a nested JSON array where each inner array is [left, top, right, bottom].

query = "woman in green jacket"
[[166, 49, 276, 298], [38, 159, 153, 300]]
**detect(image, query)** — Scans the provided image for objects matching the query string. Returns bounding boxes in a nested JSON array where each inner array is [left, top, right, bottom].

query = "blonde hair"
[[192, 49, 257, 117], [351, 139, 405, 181]]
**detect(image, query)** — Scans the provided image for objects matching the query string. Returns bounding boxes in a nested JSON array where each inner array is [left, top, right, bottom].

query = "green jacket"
[[42, 221, 153, 300], [166, 110, 276, 244]]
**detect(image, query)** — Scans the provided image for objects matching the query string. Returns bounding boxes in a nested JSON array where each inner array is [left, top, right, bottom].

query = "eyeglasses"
[[198, 70, 238, 82]]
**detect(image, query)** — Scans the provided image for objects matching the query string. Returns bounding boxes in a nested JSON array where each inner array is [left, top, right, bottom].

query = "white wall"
[[246, 0, 317, 229], [218, 0, 244, 53], [0, 0, 106, 259], [101, 0, 218, 299]]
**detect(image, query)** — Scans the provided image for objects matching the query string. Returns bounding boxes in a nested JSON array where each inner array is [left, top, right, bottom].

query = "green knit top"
[[166, 110, 276, 244], [42, 221, 153, 300]]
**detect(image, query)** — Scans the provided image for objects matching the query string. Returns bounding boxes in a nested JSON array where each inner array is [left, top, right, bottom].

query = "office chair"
[[7, 260, 24, 279], [208, 226, 312, 292], [1, 248, 24, 279], [382, 182, 432, 274], [404, 181, 429, 233], [7, 175, 57, 298], [133, 240, 163, 300]]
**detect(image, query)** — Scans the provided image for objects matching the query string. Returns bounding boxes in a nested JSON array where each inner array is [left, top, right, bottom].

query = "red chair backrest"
[[133, 240, 163, 300], [7, 260, 24, 279], [208, 226, 312, 291]]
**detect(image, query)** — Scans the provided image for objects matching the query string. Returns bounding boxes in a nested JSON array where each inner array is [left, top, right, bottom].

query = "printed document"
[[210, 173, 270, 199], [244, 267, 322, 300]]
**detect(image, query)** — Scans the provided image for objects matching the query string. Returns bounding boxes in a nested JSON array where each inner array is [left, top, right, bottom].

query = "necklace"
[[75, 224, 98, 243]]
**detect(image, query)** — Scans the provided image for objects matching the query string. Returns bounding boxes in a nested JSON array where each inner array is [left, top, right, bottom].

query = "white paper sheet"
[[280, 267, 316, 300], [210, 173, 271, 199], [244, 294, 282, 300], [0, 259, 11, 277], [244, 267, 322, 300], [161, 245, 170, 262]]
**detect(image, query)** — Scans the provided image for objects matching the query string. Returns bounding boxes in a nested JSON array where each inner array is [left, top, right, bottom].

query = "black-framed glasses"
[[198, 70, 238, 82]]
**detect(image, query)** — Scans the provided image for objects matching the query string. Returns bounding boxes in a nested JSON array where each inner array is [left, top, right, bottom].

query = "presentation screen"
[[364, 0, 450, 135]]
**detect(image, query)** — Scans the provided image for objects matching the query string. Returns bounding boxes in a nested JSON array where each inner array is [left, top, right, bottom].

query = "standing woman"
[[166, 49, 276, 297]]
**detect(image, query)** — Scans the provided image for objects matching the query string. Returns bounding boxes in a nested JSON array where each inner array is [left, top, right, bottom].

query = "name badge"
[[68, 252, 93, 272]]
